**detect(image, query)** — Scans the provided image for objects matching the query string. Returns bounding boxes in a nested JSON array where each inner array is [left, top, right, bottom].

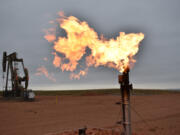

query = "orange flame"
[[44, 28, 56, 42], [52, 52, 61, 68], [35, 66, 56, 82], [70, 68, 88, 79], [45, 12, 144, 79]]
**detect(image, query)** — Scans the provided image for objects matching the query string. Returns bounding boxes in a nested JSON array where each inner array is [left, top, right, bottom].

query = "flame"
[[45, 12, 144, 79], [53, 52, 61, 68], [70, 68, 88, 79], [44, 28, 56, 42], [35, 66, 56, 82]]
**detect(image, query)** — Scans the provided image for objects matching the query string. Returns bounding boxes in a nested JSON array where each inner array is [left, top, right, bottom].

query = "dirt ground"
[[0, 93, 180, 135]]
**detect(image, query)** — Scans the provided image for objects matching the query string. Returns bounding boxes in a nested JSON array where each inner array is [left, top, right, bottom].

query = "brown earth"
[[0, 93, 180, 135]]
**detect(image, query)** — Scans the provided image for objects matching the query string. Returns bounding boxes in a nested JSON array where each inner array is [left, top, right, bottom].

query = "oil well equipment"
[[2, 51, 35, 100]]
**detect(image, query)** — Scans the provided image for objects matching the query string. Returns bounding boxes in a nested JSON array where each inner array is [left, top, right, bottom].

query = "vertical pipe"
[[119, 69, 132, 135], [5, 62, 9, 94]]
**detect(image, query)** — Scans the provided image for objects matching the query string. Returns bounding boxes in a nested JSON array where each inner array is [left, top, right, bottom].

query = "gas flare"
[[35, 66, 56, 82], [44, 28, 56, 42], [45, 12, 144, 79]]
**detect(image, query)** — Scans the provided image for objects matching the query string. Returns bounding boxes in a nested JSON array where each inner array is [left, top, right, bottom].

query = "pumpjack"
[[2, 51, 35, 100]]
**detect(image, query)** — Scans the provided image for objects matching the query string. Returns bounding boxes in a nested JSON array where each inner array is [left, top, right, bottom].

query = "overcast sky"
[[0, 0, 180, 90]]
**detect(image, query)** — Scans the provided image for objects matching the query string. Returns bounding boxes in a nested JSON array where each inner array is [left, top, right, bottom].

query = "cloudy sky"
[[0, 0, 180, 90]]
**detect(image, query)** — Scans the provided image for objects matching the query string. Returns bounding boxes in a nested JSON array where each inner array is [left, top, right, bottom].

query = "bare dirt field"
[[0, 93, 180, 135]]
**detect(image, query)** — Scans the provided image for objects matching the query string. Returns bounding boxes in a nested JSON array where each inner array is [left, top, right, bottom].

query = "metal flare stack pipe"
[[118, 68, 132, 135]]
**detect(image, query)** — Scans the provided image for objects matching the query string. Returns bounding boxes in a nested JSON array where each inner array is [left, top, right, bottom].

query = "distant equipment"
[[2, 51, 35, 100]]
